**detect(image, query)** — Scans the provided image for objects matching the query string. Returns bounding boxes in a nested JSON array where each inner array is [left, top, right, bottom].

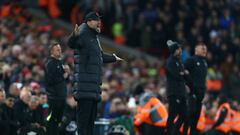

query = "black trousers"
[[232, 131, 240, 135], [0, 122, 9, 135], [76, 99, 98, 135], [138, 123, 165, 135], [206, 130, 228, 135], [189, 93, 204, 135], [47, 99, 66, 135], [166, 95, 188, 135]]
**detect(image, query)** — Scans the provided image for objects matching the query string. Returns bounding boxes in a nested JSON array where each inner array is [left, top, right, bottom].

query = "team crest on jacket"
[[197, 62, 200, 66], [204, 61, 207, 67], [176, 62, 179, 66]]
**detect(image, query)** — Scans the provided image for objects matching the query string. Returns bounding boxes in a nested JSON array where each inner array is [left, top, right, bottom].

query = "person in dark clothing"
[[44, 42, 70, 135], [19, 95, 46, 135], [60, 95, 77, 135], [3, 95, 19, 135], [39, 91, 49, 120], [67, 11, 123, 135], [165, 40, 189, 135], [0, 88, 9, 135], [14, 89, 45, 135], [184, 42, 208, 135], [13, 87, 31, 133]]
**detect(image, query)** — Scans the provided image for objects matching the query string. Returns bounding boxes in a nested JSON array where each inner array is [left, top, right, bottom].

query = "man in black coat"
[[44, 43, 70, 135], [68, 11, 123, 135], [165, 40, 189, 135], [184, 43, 208, 135]]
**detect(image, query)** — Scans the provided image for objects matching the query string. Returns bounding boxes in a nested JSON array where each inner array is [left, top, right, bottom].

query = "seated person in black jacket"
[[13, 87, 31, 132], [3, 94, 19, 135], [19, 95, 46, 135]]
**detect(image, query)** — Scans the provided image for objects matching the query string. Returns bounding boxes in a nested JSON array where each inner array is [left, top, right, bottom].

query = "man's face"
[[0, 91, 6, 103], [195, 45, 207, 57], [174, 47, 182, 57], [88, 20, 101, 33], [22, 91, 31, 104], [29, 100, 39, 110], [51, 44, 62, 59], [6, 97, 15, 108], [39, 94, 47, 104]]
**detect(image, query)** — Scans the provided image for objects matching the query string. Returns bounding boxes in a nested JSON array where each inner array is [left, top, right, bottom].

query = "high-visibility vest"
[[231, 110, 240, 133], [205, 117, 215, 130], [206, 80, 222, 91], [134, 106, 143, 126], [0, 4, 11, 17], [197, 108, 206, 131], [215, 103, 234, 133], [38, 0, 48, 7], [48, 0, 61, 18], [134, 97, 168, 127]]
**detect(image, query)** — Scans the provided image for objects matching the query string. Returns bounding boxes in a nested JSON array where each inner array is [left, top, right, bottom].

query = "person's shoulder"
[[79, 23, 89, 35], [186, 56, 195, 61], [45, 57, 55, 65], [185, 56, 196, 63]]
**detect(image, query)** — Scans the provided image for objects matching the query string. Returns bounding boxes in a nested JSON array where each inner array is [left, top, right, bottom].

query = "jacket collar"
[[82, 23, 98, 35]]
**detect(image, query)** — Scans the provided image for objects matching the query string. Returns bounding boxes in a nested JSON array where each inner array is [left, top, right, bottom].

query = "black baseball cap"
[[85, 12, 102, 21]]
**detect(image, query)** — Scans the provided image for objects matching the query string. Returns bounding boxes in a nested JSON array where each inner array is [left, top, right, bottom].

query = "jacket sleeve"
[[184, 57, 194, 71], [68, 32, 84, 49], [67, 33, 77, 49], [102, 52, 117, 63], [166, 60, 184, 81], [212, 108, 227, 129], [13, 103, 27, 126], [184, 58, 194, 92], [45, 60, 65, 86]]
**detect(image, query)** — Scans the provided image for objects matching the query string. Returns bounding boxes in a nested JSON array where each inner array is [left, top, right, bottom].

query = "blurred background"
[[0, 0, 240, 135]]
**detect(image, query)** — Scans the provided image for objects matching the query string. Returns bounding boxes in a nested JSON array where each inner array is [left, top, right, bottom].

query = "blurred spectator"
[[13, 87, 31, 132], [2, 94, 19, 135], [112, 19, 126, 45], [98, 84, 111, 118], [0, 88, 9, 135], [0, 88, 6, 103], [39, 91, 49, 120], [8, 82, 21, 98], [19, 95, 46, 135], [109, 96, 129, 119]]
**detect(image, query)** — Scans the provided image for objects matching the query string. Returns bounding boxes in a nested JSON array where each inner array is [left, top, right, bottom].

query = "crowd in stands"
[[0, 1, 240, 135], [54, 0, 240, 98]]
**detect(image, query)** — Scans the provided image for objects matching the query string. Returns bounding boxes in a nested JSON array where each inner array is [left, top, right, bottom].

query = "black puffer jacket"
[[166, 55, 187, 97], [44, 57, 67, 100], [68, 23, 116, 101]]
